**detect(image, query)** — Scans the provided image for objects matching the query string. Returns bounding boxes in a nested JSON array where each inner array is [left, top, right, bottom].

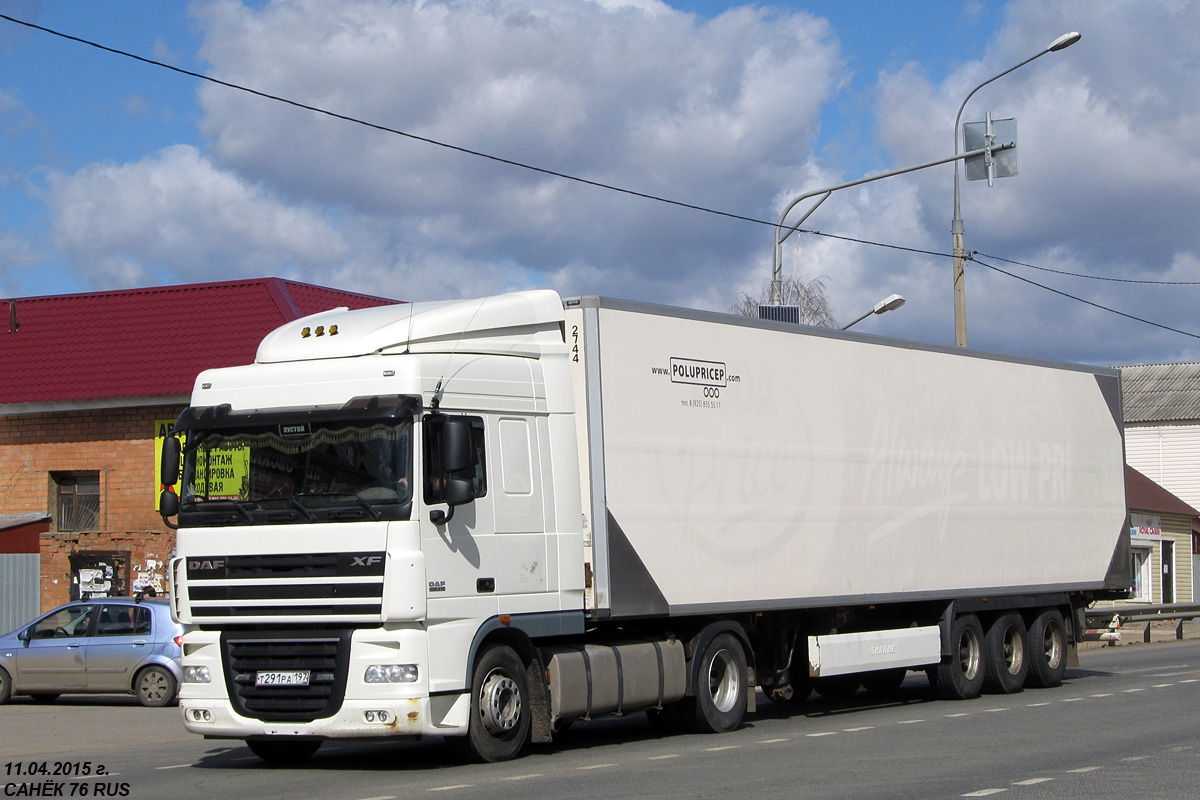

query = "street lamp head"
[[1047, 31, 1081, 52], [873, 294, 906, 315]]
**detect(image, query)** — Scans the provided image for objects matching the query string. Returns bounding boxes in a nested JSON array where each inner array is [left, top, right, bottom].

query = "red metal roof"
[[1126, 464, 1200, 519], [1, 278, 400, 405]]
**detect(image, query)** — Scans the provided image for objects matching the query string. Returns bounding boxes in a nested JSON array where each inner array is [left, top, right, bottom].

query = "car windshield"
[[179, 417, 413, 526]]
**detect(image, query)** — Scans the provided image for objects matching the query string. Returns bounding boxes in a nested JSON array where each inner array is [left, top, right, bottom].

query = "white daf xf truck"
[[158, 290, 1130, 763]]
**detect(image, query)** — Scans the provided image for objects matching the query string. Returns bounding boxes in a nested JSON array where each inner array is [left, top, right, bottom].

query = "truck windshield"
[[179, 418, 413, 526]]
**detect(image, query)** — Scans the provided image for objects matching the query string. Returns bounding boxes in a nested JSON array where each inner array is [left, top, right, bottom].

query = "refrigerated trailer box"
[[160, 291, 1129, 763]]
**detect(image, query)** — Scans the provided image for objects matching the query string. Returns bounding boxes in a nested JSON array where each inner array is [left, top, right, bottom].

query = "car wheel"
[[448, 644, 531, 763], [135, 665, 178, 707], [0, 667, 11, 704]]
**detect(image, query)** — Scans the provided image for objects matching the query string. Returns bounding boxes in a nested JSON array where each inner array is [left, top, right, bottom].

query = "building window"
[[55, 473, 101, 532]]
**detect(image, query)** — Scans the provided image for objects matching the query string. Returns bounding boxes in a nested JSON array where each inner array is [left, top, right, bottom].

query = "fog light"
[[187, 708, 213, 723], [365, 710, 391, 723], [184, 666, 211, 683], [365, 664, 418, 683]]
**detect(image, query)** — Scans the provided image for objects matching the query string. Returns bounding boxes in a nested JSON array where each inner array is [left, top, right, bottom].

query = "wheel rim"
[[707, 649, 740, 714], [1042, 623, 1063, 670], [959, 628, 981, 680], [1002, 624, 1025, 676], [140, 670, 167, 703], [479, 669, 522, 737]]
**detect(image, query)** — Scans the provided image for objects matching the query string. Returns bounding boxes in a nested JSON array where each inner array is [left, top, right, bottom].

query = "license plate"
[[255, 670, 310, 687]]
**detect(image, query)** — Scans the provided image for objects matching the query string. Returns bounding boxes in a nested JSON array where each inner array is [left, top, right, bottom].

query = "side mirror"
[[160, 489, 180, 519], [441, 418, 473, 472], [161, 436, 182, 486], [17, 628, 29, 642]]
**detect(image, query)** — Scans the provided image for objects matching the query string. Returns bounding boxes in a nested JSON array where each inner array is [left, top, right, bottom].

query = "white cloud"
[[47, 144, 347, 286]]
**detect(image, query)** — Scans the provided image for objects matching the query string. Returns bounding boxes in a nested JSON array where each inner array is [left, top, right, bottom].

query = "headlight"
[[183, 665, 211, 683], [364, 664, 418, 683]]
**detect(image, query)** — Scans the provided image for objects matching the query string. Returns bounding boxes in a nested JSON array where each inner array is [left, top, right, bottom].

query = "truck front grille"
[[184, 552, 385, 623], [222, 630, 351, 722]]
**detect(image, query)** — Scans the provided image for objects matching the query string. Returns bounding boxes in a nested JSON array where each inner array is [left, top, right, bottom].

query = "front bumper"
[[179, 694, 469, 739]]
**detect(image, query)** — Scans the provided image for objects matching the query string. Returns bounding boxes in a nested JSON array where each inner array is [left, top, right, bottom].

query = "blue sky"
[[1, 1, 1198, 366]]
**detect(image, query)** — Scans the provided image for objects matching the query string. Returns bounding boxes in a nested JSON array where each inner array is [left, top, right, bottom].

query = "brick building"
[[0, 278, 397, 614]]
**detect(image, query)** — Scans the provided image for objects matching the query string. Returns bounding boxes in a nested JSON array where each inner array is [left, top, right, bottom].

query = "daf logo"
[[351, 555, 383, 567], [188, 559, 225, 571]]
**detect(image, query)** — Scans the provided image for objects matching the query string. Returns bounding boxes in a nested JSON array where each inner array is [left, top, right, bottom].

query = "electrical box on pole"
[[964, 114, 1018, 185]]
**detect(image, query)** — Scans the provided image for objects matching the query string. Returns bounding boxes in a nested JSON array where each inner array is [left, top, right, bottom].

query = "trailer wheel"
[[454, 644, 531, 762], [686, 633, 748, 733], [934, 613, 985, 700], [1026, 610, 1067, 688], [983, 613, 1028, 694], [246, 738, 322, 762]]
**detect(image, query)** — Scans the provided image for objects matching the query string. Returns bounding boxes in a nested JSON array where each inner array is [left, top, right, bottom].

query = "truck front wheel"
[[934, 614, 985, 700], [455, 644, 531, 762], [686, 633, 748, 733]]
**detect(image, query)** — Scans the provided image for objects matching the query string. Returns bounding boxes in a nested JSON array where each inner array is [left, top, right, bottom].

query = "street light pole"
[[952, 31, 1080, 347]]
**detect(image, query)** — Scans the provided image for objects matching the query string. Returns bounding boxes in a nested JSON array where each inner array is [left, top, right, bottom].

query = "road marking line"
[[897, 719, 926, 724], [154, 764, 194, 770], [1060, 697, 1083, 702], [1153, 683, 1174, 688], [357, 796, 397, 800], [984, 707, 1009, 712], [504, 775, 543, 781], [843, 726, 875, 732], [578, 763, 616, 770], [1090, 693, 1114, 697], [429, 786, 474, 792], [758, 738, 789, 743], [1068, 766, 1102, 773], [1123, 688, 1145, 693], [807, 731, 838, 737], [647, 754, 680, 760], [1013, 778, 1053, 786], [1181, 679, 1200, 683], [945, 712, 971, 717], [962, 789, 1007, 796], [705, 745, 740, 751], [1026, 702, 1051, 707], [1122, 756, 1151, 762]]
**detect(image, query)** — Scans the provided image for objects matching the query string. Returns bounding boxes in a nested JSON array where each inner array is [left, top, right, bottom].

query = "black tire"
[[860, 668, 907, 695], [813, 674, 861, 699], [135, 665, 178, 707], [453, 644, 531, 763], [934, 614, 985, 700], [0, 667, 12, 704], [29, 693, 60, 703], [983, 613, 1029, 694], [1026, 610, 1067, 688], [684, 632, 748, 733], [246, 738, 322, 762]]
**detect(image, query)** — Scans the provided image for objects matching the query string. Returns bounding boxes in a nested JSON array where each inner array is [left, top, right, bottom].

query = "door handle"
[[67, 645, 80, 650]]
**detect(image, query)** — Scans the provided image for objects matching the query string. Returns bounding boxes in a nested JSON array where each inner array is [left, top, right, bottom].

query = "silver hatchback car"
[[0, 597, 183, 707]]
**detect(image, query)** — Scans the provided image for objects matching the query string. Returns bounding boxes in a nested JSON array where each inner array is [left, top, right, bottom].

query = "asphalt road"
[[3, 640, 1200, 800]]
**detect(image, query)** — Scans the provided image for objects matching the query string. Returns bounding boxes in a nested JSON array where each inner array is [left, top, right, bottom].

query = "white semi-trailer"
[[158, 291, 1130, 763]]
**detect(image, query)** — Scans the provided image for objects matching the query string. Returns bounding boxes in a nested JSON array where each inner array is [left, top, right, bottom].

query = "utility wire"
[[972, 256, 1200, 340], [0, 12, 770, 229], [973, 250, 1200, 285], [4, 13, 1198, 342]]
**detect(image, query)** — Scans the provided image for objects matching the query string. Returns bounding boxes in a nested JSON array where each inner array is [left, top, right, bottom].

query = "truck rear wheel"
[[934, 614, 985, 700], [454, 644, 531, 762], [983, 613, 1028, 694], [1026, 610, 1067, 688], [685, 633, 747, 733]]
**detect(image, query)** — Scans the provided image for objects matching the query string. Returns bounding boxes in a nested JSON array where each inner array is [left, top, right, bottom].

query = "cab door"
[[13, 604, 94, 692]]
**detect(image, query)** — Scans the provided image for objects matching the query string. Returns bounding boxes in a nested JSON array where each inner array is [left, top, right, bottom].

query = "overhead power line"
[[2, 13, 1197, 343], [972, 256, 1200, 340], [973, 250, 1200, 285]]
